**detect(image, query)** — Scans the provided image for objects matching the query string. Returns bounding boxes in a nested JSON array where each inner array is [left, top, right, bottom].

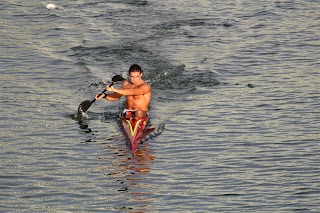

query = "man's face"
[[130, 71, 142, 84]]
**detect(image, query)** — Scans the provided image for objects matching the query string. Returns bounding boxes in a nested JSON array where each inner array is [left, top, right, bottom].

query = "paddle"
[[78, 75, 125, 113]]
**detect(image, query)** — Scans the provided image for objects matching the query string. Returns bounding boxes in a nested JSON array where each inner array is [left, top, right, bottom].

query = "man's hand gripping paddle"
[[77, 75, 125, 114]]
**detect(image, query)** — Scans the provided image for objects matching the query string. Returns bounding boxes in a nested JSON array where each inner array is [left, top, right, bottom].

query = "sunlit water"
[[1, 0, 319, 212]]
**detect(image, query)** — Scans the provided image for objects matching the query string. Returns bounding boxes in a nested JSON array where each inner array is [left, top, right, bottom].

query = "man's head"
[[128, 64, 143, 84], [128, 64, 142, 74]]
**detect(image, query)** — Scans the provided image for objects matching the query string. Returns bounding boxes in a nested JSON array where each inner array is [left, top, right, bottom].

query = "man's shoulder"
[[141, 81, 151, 89], [142, 80, 150, 86], [135, 80, 150, 88], [122, 80, 130, 87]]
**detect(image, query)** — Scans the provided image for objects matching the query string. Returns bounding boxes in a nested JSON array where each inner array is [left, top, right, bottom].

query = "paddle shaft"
[[91, 82, 114, 104]]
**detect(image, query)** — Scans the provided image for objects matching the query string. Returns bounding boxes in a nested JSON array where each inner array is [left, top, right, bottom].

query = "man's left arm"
[[108, 84, 150, 96]]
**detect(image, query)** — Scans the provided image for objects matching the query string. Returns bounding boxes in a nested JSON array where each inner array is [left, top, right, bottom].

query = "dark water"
[[1, 0, 319, 212]]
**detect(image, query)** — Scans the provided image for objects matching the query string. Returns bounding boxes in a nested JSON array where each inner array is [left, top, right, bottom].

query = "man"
[[95, 64, 151, 118]]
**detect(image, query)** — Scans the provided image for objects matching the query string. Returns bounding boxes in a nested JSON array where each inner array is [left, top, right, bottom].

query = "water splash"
[[73, 108, 89, 120], [140, 123, 165, 144]]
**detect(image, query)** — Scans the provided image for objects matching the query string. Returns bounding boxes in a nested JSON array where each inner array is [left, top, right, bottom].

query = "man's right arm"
[[106, 92, 122, 101], [105, 80, 129, 101]]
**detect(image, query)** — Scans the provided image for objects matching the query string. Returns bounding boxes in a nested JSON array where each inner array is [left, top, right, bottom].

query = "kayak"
[[121, 114, 149, 154]]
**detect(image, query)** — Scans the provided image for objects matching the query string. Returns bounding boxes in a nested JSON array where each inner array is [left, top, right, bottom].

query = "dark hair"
[[128, 64, 142, 73]]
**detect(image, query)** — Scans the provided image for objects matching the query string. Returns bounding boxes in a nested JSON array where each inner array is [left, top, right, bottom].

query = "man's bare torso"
[[122, 80, 151, 112]]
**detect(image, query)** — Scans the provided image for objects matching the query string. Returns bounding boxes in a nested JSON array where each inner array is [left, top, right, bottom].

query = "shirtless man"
[[95, 64, 151, 118]]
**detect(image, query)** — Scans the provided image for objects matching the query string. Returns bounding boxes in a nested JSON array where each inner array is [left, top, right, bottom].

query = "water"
[[1, 0, 319, 212]]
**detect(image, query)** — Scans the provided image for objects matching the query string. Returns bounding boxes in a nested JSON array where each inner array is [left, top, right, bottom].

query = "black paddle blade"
[[78, 100, 92, 114], [112, 75, 125, 82]]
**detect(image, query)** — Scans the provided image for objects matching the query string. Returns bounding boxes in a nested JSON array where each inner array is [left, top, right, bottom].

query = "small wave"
[[141, 123, 165, 144]]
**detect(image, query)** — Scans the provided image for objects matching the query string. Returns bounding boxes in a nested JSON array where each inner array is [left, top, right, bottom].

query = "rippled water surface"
[[1, 0, 319, 212]]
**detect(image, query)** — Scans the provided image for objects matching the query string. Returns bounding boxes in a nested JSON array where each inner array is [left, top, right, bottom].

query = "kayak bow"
[[121, 115, 148, 154]]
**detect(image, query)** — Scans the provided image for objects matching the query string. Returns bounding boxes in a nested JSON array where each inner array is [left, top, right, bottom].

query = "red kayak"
[[121, 114, 149, 154]]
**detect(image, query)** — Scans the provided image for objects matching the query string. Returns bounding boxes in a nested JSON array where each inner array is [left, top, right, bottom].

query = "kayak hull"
[[121, 116, 149, 154]]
